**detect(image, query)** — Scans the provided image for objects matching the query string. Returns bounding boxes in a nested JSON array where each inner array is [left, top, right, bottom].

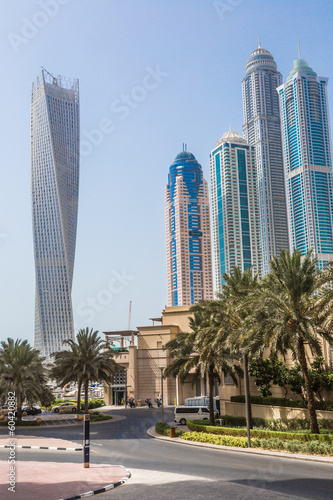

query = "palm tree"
[[245, 249, 333, 434], [314, 260, 333, 335], [50, 340, 83, 414], [51, 328, 118, 414], [0, 338, 52, 421], [219, 266, 261, 429], [164, 300, 240, 425]]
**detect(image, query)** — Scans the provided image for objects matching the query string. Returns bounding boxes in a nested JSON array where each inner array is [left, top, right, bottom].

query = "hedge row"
[[181, 431, 333, 455], [181, 431, 248, 448], [230, 395, 333, 411], [254, 437, 333, 456], [0, 420, 41, 426], [90, 415, 112, 422], [49, 398, 105, 410], [186, 420, 333, 443], [207, 415, 333, 431]]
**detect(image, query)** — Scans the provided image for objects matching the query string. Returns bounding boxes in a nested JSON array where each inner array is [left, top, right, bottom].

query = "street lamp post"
[[242, 351, 251, 448], [159, 367, 165, 423]]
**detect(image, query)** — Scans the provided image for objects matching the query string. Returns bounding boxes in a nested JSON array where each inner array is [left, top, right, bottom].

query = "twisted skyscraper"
[[31, 69, 79, 360], [242, 41, 289, 274], [165, 148, 213, 306]]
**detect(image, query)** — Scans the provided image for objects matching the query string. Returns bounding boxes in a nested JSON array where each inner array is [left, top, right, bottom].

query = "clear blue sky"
[[1, 0, 333, 346]]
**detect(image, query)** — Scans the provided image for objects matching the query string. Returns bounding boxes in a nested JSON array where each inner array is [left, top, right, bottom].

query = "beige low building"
[[103, 305, 333, 415], [104, 305, 236, 408]]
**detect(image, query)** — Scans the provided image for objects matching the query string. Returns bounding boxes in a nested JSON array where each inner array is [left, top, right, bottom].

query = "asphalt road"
[[0, 408, 332, 499]]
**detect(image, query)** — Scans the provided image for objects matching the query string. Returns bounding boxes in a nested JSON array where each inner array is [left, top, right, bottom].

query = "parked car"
[[22, 407, 42, 416], [14, 406, 42, 417], [51, 402, 77, 413], [174, 405, 217, 425]]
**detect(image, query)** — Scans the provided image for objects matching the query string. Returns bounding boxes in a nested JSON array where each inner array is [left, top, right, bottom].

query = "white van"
[[174, 405, 210, 425]]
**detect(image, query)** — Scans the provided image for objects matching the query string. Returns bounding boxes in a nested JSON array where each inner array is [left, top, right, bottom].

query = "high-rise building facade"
[[165, 149, 213, 306], [210, 131, 261, 292], [278, 58, 333, 269], [31, 70, 79, 360], [242, 42, 289, 274]]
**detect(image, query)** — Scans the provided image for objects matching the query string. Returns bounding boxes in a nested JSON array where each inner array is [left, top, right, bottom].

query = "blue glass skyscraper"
[[31, 70, 80, 360], [210, 131, 261, 292], [165, 148, 213, 306], [278, 57, 333, 269]]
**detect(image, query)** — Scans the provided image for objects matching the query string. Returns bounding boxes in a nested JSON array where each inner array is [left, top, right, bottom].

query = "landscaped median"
[[0, 411, 112, 426], [182, 420, 333, 456]]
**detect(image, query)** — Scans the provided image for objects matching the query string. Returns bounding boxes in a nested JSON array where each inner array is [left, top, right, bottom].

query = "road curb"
[[58, 469, 131, 500], [0, 444, 82, 451], [147, 427, 333, 464]]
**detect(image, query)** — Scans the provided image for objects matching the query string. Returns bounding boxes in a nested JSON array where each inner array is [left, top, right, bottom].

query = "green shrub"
[[90, 415, 112, 422], [181, 431, 248, 448], [187, 420, 333, 443], [155, 422, 170, 436], [230, 395, 333, 411], [154, 422, 183, 437], [87, 399, 105, 409]]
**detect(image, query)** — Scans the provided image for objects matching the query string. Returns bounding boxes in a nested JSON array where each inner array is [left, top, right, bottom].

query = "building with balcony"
[[104, 306, 220, 407]]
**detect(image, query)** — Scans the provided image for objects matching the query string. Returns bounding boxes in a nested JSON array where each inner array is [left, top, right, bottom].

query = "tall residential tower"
[[210, 130, 261, 292], [31, 70, 80, 360], [278, 57, 333, 269], [165, 148, 213, 306], [242, 42, 289, 274]]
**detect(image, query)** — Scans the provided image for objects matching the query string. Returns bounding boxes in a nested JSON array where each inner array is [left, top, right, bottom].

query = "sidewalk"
[[0, 461, 130, 500], [0, 435, 130, 499], [147, 426, 333, 464]]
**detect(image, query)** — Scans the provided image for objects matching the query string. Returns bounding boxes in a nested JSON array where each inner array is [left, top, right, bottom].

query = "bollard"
[[83, 414, 90, 468]]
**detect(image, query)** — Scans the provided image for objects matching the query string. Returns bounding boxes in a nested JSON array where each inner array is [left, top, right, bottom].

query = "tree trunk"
[[298, 340, 319, 434], [84, 381, 89, 414], [208, 367, 215, 426], [77, 378, 82, 414], [243, 352, 253, 429], [16, 393, 23, 422]]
